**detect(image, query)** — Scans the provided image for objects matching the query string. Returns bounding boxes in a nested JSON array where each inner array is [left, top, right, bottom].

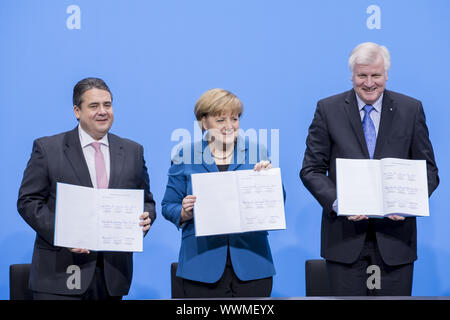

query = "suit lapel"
[[108, 133, 125, 188], [373, 91, 396, 159], [198, 140, 218, 173], [228, 136, 247, 171], [63, 127, 93, 187], [198, 137, 247, 172], [344, 90, 370, 158]]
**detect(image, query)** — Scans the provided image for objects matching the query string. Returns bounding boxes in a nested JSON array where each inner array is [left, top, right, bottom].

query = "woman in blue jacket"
[[162, 88, 277, 297]]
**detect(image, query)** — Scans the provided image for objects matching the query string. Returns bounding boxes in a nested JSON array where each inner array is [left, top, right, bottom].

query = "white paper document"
[[336, 158, 429, 217], [191, 168, 286, 236], [54, 183, 144, 252]]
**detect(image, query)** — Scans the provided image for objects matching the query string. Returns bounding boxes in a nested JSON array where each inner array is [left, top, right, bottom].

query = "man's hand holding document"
[[336, 158, 429, 218], [54, 182, 144, 252], [191, 168, 286, 237]]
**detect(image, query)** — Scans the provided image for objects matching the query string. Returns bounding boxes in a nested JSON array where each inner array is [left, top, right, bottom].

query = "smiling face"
[[352, 55, 388, 105], [73, 88, 114, 140], [202, 110, 240, 146]]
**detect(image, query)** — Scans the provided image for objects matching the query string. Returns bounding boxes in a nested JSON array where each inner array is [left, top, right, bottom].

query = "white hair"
[[348, 42, 391, 73]]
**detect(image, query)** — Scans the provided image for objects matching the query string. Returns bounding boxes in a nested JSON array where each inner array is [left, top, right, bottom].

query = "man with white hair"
[[300, 42, 439, 296]]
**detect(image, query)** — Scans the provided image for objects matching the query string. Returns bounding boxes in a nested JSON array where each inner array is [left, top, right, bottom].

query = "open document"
[[54, 183, 144, 252], [191, 168, 286, 236], [336, 158, 429, 217]]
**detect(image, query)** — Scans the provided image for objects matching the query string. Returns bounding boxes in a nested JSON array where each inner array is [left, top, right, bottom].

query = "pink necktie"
[[91, 142, 108, 189]]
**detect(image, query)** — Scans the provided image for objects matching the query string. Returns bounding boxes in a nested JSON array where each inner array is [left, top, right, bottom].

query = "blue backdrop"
[[1, 0, 449, 299]]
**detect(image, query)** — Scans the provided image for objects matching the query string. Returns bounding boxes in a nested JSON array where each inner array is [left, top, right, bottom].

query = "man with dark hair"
[[72, 77, 112, 107], [18, 77, 156, 300]]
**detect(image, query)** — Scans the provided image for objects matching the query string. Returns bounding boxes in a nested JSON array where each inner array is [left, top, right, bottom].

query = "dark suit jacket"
[[300, 89, 439, 265], [17, 127, 156, 296]]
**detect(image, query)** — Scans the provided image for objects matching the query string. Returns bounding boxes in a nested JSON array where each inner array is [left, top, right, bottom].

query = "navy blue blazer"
[[162, 137, 278, 283], [300, 89, 439, 265]]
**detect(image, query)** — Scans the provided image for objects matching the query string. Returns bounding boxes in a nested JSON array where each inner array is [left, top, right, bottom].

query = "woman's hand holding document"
[[191, 168, 286, 237], [336, 158, 429, 219], [54, 182, 145, 252]]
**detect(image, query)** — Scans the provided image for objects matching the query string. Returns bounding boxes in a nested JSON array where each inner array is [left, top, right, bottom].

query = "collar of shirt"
[[78, 124, 109, 149], [356, 92, 383, 114]]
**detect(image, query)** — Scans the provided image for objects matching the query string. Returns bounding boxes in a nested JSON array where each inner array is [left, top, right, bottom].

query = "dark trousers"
[[326, 235, 414, 296], [182, 248, 273, 298], [32, 253, 122, 300]]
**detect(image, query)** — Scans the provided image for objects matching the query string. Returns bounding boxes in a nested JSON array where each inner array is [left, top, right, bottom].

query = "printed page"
[[381, 158, 429, 217], [97, 188, 144, 252], [236, 168, 286, 232], [54, 183, 144, 251]]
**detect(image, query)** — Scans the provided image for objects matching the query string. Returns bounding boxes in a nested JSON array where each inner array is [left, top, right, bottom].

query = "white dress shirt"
[[78, 125, 110, 188]]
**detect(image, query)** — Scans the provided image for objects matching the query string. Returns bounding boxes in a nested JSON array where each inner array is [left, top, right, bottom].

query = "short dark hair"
[[73, 77, 112, 107]]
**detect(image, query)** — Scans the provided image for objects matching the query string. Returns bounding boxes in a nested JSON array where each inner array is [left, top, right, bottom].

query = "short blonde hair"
[[194, 89, 243, 128]]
